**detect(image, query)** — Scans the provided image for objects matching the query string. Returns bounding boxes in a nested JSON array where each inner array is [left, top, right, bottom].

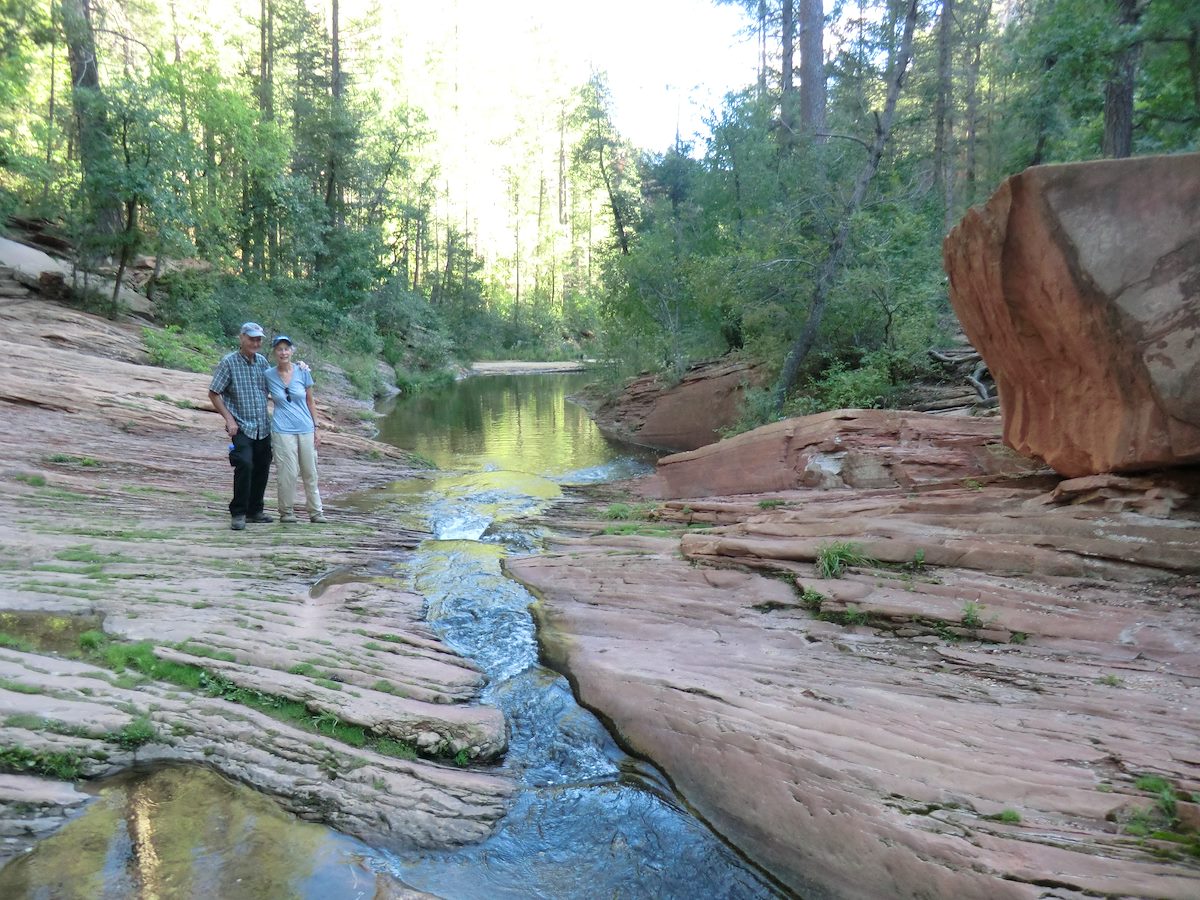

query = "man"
[[209, 322, 274, 530]]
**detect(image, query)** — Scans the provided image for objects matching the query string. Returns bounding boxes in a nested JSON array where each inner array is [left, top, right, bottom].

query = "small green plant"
[[1096, 673, 1123, 687], [110, 715, 159, 750], [288, 662, 318, 677], [815, 542, 876, 578], [985, 809, 1022, 824], [842, 606, 869, 627], [902, 549, 926, 574], [758, 499, 786, 510], [961, 600, 985, 630], [0, 632, 35, 652], [454, 749, 470, 767], [799, 588, 825, 612], [0, 677, 43, 694], [1009, 631, 1028, 645], [15, 473, 47, 487], [45, 454, 100, 467], [78, 629, 107, 651], [603, 502, 634, 520], [1135, 775, 1172, 795], [963, 479, 984, 491]]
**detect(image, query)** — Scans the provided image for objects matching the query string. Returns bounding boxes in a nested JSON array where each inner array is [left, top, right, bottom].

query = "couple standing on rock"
[[208, 322, 327, 531]]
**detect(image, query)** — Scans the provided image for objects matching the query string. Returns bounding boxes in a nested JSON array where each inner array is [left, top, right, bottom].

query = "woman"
[[265, 335, 327, 524]]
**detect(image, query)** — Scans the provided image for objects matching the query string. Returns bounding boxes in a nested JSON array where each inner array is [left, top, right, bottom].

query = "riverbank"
[[0, 294, 514, 863], [506, 415, 1200, 898]]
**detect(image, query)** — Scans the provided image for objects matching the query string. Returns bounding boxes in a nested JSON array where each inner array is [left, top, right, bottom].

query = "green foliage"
[[0, 632, 34, 652], [109, 715, 159, 750], [142, 326, 222, 374], [816, 542, 876, 578], [14, 473, 46, 487], [961, 601, 985, 630], [0, 746, 83, 780]]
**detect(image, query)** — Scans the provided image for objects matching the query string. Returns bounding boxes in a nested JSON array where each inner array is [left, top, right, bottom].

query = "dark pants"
[[228, 432, 272, 518]]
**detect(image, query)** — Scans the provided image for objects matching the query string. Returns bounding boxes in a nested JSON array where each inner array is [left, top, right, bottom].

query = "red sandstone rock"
[[508, 474, 1200, 898], [588, 357, 765, 451], [944, 153, 1200, 476], [640, 408, 1041, 499]]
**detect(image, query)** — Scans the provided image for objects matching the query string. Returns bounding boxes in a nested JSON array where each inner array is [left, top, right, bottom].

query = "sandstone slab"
[[587, 357, 765, 451], [640, 408, 1041, 499]]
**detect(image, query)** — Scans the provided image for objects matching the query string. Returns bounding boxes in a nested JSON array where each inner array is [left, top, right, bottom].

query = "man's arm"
[[305, 385, 320, 446], [209, 391, 238, 438]]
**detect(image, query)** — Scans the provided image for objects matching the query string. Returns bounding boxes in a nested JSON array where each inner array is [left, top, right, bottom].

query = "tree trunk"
[[598, 143, 629, 255], [933, 0, 955, 233], [45, 6, 57, 171], [59, 0, 123, 238], [780, 0, 797, 145], [325, 0, 342, 224], [798, 0, 826, 136], [963, 0, 991, 207], [771, 0, 921, 413], [758, 0, 768, 97], [1103, 0, 1142, 158]]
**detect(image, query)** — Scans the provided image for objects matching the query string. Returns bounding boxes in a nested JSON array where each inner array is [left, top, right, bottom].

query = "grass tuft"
[[815, 542, 876, 579]]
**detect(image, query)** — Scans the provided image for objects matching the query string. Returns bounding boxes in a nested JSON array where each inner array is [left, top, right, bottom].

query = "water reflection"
[[0, 765, 399, 900], [376, 373, 654, 477]]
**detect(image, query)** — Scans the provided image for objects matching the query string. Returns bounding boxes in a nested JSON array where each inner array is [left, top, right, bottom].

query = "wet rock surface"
[[507, 414, 1200, 899], [944, 153, 1200, 476], [0, 293, 513, 862]]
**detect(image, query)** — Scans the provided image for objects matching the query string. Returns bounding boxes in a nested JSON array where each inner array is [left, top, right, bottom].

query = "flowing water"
[[366, 373, 781, 897], [2, 373, 783, 898]]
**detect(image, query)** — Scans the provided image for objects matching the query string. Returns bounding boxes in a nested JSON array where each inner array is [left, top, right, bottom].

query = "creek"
[[1, 373, 782, 899]]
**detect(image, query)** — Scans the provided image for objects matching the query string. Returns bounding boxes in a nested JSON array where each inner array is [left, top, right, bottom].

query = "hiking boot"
[[310, 513, 328, 524], [231, 515, 246, 531], [280, 512, 298, 524], [247, 512, 274, 524]]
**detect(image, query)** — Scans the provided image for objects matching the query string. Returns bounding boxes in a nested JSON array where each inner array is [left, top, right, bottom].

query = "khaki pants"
[[273, 431, 324, 518]]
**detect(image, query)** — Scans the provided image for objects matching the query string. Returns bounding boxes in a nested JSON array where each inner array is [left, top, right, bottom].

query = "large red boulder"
[[944, 153, 1200, 477]]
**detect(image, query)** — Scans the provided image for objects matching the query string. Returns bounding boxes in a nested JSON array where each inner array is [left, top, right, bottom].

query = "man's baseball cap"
[[272, 335, 293, 348], [240, 322, 265, 338]]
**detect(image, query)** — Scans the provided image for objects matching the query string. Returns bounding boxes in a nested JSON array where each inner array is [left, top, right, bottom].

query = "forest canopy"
[[1, 0, 1196, 412]]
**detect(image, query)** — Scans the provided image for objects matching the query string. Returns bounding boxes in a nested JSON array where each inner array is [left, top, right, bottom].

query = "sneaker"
[[280, 512, 298, 524], [231, 515, 246, 531], [310, 513, 328, 524], [247, 512, 274, 524]]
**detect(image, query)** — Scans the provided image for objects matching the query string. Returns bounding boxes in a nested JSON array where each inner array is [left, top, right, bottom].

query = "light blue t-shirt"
[[265, 367, 316, 434]]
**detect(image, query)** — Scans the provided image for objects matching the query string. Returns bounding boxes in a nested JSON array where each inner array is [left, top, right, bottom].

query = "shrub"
[[142, 326, 221, 374]]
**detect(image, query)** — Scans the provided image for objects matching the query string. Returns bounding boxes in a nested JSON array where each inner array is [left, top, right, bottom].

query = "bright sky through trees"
[[393, 0, 759, 151]]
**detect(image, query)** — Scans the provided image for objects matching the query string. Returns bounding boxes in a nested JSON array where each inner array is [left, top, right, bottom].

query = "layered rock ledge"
[[507, 413, 1200, 899], [0, 295, 513, 859]]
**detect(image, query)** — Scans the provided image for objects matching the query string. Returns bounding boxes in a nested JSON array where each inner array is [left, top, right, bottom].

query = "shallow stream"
[[2, 373, 782, 898]]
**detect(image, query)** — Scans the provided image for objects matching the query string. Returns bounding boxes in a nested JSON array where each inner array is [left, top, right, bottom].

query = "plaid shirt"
[[210, 351, 270, 439]]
